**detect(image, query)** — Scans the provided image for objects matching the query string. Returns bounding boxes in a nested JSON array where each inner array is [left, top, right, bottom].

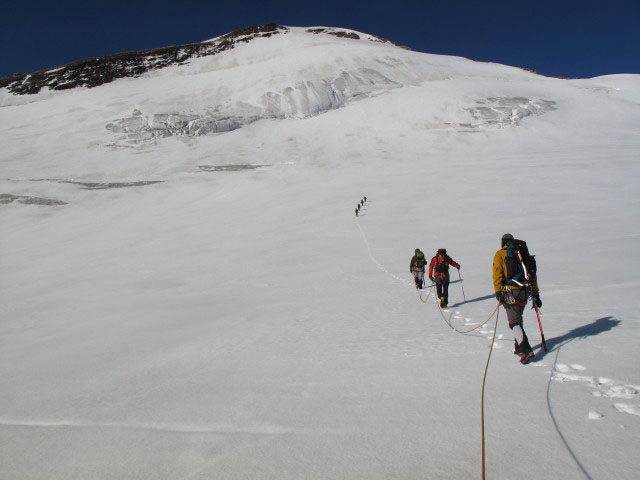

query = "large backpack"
[[504, 239, 537, 287], [434, 249, 448, 274]]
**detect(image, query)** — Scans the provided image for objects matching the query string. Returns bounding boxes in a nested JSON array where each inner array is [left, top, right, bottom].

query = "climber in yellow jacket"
[[492, 233, 542, 364]]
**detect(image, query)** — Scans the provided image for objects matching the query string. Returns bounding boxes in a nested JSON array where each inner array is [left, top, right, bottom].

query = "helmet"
[[501, 233, 514, 246], [415, 248, 420, 254]]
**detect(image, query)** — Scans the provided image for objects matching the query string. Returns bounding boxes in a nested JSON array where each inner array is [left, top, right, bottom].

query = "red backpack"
[[434, 249, 448, 274]]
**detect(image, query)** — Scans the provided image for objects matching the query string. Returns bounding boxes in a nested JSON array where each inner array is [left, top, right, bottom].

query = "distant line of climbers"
[[355, 196, 367, 216]]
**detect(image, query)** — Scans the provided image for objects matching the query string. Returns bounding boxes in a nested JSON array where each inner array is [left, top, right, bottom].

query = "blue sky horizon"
[[1, 0, 638, 80]]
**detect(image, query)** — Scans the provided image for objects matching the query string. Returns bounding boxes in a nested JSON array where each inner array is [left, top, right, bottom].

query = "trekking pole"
[[457, 268, 466, 302]]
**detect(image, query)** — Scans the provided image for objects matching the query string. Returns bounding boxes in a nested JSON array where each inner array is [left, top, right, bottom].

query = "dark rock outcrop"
[[306, 27, 395, 44], [0, 24, 287, 95]]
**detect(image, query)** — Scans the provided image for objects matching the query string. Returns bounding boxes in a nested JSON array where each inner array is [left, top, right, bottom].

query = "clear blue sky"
[[1, 0, 638, 79]]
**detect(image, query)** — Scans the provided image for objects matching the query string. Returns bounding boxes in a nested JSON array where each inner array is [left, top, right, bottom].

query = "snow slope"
[[1, 26, 640, 480]]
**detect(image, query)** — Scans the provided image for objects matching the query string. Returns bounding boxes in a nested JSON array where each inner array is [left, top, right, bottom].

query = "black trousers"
[[435, 273, 450, 299]]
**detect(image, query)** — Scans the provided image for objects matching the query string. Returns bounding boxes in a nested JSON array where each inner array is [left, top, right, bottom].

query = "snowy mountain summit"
[[1, 24, 640, 480], [1, 24, 565, 149]]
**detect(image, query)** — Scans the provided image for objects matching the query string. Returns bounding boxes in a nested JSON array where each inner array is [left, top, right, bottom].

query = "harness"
[[501, 246, 529, 306], [501, 285, 528, 306]]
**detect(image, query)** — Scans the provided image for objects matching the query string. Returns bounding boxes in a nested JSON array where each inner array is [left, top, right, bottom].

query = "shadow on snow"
[[449, 292, 494, 308], [540, 316, 620, 480], [533, 316, 621, 362]]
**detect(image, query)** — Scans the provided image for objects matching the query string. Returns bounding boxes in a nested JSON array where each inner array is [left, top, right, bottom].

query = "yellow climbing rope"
[[417, 285, 436, 304], [427, 288, 500, 335], [481, 307, 500, 480], [417, 287, 501, 479]]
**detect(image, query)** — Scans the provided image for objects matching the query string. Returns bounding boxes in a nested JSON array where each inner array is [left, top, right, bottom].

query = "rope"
[[355, 218, 413, 288], [433, 292, 500, 335], [481, 307, 500, 480], [356, 216, 499, 335], [417, 284, 436, 304], [355, 212, 502, 479]]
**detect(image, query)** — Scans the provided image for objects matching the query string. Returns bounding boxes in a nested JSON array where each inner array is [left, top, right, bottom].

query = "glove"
[[429, 277, 434, 282], [457, 266, 461, 270], [533, 295, 542, 308], [495, 292, 504, 304]]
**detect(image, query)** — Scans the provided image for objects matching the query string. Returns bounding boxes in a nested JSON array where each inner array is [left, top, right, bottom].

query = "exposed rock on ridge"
[[0, 24, 287, 95], [0, 25, 398, 96]]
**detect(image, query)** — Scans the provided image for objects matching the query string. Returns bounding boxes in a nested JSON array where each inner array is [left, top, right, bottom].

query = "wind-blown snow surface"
[[1, 27, 640, 479]]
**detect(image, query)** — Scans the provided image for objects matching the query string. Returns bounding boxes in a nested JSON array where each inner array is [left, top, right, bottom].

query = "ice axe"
[[517, 249, 547, 352], [532, 299, 547, 352]]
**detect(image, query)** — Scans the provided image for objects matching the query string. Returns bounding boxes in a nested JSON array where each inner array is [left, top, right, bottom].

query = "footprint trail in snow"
[[552, 363, 640, 419]]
